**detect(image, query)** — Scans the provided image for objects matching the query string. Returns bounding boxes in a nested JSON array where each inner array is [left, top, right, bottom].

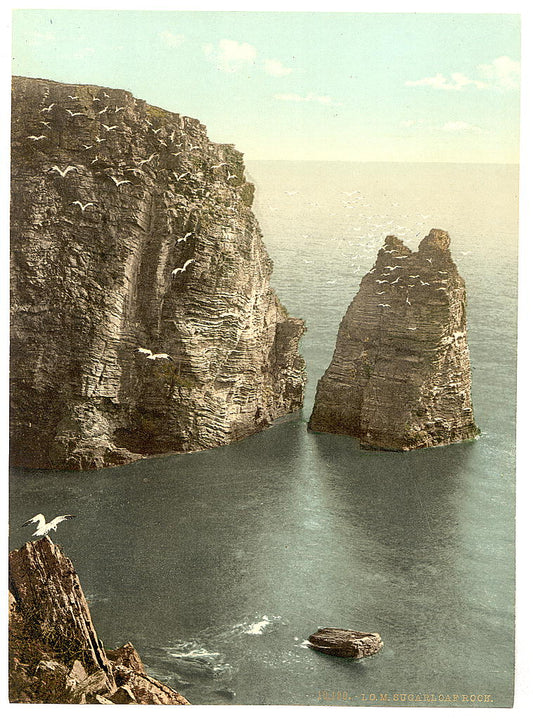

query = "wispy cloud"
[[203, 39, 257, 73], [263, 59, 292, 77], [405, 56, 520, 91], [400, 119, 425, 128], [441, 121, 483, 133], [274, 92, 341, 106], [159, 31, 186, 48], [477, 56, 520, 89], [405, 72, 485, 91], [27, 31, 55, 46]]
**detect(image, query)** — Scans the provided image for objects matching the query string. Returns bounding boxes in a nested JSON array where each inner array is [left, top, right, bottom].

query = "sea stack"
[[10, 76, 306, 470], [309, 229, 479, 450]]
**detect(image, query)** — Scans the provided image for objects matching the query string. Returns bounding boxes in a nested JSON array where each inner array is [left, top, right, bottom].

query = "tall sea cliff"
[[10, 76, 306, 470]]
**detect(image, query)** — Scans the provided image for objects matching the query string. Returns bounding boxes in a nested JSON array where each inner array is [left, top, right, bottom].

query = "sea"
[[9, 161, 518, 708]]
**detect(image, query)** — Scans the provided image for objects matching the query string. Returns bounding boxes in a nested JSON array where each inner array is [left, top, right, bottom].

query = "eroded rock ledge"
[[10, 76, 306, 470], [9, 538, 189, 704], [309, 229, 479, 450]]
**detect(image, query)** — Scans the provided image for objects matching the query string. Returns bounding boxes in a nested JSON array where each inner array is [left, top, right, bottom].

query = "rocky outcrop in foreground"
[[10, 75, 306, 470], [309, 230, 479, 450], [307, 627, 383, 658], [9, 538, 189, 704]]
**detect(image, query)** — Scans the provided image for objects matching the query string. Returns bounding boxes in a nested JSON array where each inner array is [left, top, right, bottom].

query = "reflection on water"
[[9, 163, 516, 706]]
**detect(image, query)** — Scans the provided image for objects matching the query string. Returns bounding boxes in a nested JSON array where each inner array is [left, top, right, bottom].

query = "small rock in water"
[[307, 627, 383, 659]]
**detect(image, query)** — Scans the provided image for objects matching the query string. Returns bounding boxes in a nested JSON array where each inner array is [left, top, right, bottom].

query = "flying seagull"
[[172, 259, 194, 275], [72, 201, 96, 212], [136, 348, 173, 361], [175, 232, 193, 244], [102, 124, 118, 132], [138, 153, 157, 166], [27, 135, 47, 141], [109, 176, 131, 187], [40, 103, 55, 113], [66, 109, 85, 117], [22, 513, 76, 538], [49, 165, 78, 177]]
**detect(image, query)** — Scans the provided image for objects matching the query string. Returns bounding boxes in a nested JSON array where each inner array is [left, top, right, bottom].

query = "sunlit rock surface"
[[10, 76, 306, 470], [309, 229, 479, 450]]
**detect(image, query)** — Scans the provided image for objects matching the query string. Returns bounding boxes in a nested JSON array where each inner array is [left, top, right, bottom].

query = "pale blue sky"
[[11, 9, 521, 162]]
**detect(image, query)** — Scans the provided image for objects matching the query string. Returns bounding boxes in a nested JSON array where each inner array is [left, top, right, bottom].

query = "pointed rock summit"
[[309, 229, 479, 451]]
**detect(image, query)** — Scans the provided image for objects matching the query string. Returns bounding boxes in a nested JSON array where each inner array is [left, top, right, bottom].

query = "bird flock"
[[22, 81, 248, 367]]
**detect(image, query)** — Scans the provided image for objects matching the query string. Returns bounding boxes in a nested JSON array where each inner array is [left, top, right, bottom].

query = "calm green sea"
[[10, 162, 518, 707]]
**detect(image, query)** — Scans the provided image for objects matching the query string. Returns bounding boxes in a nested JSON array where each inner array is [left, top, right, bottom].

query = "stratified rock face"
[[309, 230, 479, 450], [10, 76, 306, 470], [9, 539, 189, 704]]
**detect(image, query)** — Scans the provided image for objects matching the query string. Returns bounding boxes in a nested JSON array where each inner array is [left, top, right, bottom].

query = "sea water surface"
[[9, 162, 518, 707]]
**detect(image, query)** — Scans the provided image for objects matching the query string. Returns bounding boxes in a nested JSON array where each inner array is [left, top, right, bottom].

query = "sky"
[[10, 7, 521, 163]]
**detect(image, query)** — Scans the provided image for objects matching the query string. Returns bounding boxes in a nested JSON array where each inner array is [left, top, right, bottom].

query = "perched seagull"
[[72, 200, 96, 212], [22, 513, 76, 538], [49, 165, 78, 177], [27, 135, 47, 141], [172, 259, 194, 275], [109, 176, 131, 187]]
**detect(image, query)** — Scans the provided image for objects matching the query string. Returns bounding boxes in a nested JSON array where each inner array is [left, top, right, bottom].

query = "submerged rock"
[[309, 229, 479, 450], [10, 76, 306, 470], [307, 627, 383, 658], [9, 538, 189, 704]]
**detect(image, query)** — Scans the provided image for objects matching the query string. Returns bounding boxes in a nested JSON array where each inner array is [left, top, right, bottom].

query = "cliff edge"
[[309, 230, 479, 450], [10, 76, 306, 470], [9, 538, 189, 704]]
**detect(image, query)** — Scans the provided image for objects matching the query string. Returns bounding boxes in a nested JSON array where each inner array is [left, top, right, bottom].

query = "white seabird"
[[22, 513, 76, 538], [172, 259, 194, 275]]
